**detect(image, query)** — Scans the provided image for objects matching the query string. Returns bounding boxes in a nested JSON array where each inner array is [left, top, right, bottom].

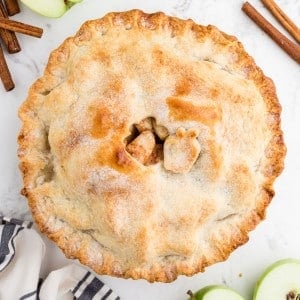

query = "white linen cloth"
[[0, 216, 120, 300]]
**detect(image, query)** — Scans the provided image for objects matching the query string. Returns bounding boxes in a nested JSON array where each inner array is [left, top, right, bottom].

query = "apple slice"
[[20, 0, 82, 18], [187, 285, 245, 300], [254, 259, 300, 300]]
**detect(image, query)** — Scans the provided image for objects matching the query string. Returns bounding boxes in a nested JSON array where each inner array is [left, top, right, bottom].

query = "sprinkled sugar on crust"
[[18, 10, 286, 282]]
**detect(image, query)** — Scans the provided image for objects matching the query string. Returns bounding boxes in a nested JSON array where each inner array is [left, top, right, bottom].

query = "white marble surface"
[[0, 0, 299, 299]]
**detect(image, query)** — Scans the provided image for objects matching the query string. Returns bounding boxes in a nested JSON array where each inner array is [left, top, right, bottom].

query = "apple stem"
[[187, 290, 196, 299], [286, 291, 300, 300]]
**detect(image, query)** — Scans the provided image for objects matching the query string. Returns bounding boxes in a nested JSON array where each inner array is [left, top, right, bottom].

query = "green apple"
[[187, 285, 245, 300], [20, 0, 83, 18], [67, 0, 83, 5], [253, 259, 300, 300]]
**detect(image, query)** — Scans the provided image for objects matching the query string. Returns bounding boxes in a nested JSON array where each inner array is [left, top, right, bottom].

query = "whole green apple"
[[21, 0, 83, 18], [187, 285, 244, 300]]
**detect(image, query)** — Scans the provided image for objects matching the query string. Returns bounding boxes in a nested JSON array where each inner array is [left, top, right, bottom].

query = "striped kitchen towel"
[[0, 216, 120, 300]]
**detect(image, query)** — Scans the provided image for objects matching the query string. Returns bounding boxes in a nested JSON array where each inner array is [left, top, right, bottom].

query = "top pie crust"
[[18, 10, 286, 282]]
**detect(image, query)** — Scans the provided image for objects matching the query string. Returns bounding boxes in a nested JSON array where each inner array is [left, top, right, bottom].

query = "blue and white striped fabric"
[[72, 271, 119, 299], [0, 216, 33, 272], [0, 216, 120, 300]]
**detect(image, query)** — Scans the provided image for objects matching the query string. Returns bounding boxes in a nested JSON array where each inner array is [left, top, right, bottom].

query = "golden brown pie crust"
[[18, 10, 286, 282]]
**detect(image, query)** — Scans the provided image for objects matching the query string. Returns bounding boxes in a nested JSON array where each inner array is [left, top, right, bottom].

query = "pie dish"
[[18, 10, 286, 282]]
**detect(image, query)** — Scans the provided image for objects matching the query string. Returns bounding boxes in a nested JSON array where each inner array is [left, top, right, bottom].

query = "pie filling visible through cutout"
[[18, 10, 286, 282]]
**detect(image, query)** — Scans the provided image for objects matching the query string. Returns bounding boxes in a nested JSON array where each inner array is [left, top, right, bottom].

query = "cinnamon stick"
[[242, 2, 300, 64], [262, 0, 300, 43], [0, 1, 20, 53], [0, 43, 14, 91], [0, 17, 43, 38], [3, 0, 20, 16]]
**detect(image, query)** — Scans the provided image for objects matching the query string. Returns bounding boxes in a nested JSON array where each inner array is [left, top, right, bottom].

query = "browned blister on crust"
[[18, 10, 286, 282]]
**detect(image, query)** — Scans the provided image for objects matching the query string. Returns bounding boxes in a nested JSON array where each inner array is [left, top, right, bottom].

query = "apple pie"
[[18, 10, 286, 282]]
